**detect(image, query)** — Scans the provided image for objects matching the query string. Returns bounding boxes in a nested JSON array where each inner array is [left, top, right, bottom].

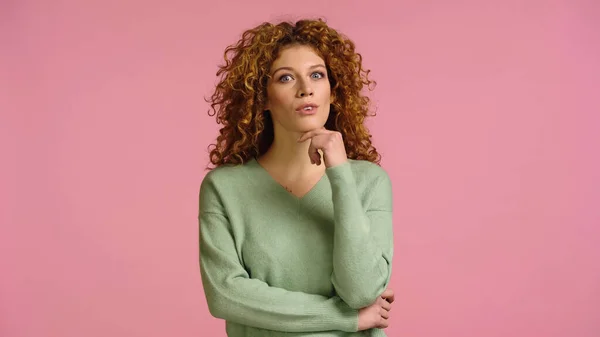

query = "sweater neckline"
[[248, 157, 328, 201]]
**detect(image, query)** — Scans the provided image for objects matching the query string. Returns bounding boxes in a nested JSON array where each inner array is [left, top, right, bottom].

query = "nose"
[[297, 80, 314, 98]]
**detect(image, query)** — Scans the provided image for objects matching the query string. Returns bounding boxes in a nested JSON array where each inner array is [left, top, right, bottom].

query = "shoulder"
[[202, 163, 244, 184], [201, 160, 257, 188], [199, 161, 257, 211], [347, 159, 393, 209], [347, 159, 391, 185]]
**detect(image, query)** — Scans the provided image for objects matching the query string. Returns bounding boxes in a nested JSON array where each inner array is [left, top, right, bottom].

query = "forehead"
[[271, 45, 325, 69]]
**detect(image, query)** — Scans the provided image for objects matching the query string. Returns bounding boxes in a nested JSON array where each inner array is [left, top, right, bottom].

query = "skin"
[[258, 44, 393, 331], [259, 45, 349, 193], [259, 44, 333, 187], [358, 289, 395, 330]]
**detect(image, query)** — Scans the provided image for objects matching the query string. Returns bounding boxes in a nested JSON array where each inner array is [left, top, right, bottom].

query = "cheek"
[[272, 94, 288, 107], [320, 84, 332, 101], [268, 87, 293, 106]]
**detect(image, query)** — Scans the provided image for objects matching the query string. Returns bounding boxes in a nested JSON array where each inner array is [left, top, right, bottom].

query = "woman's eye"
[[279, 75, 293, 82], [278, 72, 324, 82], [311, 72, 325, 79]]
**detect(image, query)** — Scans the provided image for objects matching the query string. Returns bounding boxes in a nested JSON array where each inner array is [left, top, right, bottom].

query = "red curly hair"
[[205, 18, 381, 168]]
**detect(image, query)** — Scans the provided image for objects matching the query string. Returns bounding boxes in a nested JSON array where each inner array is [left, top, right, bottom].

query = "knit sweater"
[[198, 158, 394, 336]]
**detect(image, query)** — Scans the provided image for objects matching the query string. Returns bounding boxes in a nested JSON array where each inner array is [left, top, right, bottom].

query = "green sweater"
[[199, 158, 394, 336]]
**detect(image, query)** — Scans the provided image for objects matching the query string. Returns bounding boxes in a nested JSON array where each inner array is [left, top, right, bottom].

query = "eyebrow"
[[271, 64, 326, 76]]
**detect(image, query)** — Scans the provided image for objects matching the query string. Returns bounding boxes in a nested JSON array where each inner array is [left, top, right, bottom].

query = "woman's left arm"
[[326, 162, 394, 310], [298, 128, 394, 310]]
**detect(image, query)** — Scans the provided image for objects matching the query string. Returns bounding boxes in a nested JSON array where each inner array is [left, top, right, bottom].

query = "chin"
[[296, 114, 328, 129], [296, 120, 326, 132]]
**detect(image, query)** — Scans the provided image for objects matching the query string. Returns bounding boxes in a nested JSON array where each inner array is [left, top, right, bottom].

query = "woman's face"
[[265, 44, 332, 134]]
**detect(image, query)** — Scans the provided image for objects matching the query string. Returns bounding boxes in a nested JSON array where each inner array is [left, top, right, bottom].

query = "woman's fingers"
[[381, 288, 395, 303], [372, 292, 393, 328], [380, 307, 390, 319], [299, 128, 347, 167], [297, 127, 328, 142], [307, 141, 321, 164], [381, 299, 392, 311]]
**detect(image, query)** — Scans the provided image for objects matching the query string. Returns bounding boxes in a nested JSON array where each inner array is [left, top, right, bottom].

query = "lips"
[[296, 103, 319, 113]]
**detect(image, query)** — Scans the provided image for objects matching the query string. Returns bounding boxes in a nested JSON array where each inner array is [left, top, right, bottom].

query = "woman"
[[199, 18, 395, 336]]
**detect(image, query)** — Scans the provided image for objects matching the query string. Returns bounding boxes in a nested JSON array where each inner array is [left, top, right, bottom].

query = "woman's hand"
[[357, 288, 395, 331], [297, 127, 348, 168]]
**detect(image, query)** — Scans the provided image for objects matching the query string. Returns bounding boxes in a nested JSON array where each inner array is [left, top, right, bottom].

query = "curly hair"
[[205, 18, 381, 169]]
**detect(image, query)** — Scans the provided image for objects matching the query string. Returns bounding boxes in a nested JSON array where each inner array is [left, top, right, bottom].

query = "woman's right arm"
[[198, 176, 359, 333]]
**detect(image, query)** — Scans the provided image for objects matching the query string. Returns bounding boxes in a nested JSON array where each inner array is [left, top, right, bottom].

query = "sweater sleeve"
[[325, 162, 394, 309], [198, 175, 359, 333]]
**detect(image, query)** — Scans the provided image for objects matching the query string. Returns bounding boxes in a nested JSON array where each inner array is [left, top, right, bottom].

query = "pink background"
[[2, 0, 599, 336]]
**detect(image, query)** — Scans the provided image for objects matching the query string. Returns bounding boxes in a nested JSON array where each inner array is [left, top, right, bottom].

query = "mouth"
[[296, 103, 319, 113]]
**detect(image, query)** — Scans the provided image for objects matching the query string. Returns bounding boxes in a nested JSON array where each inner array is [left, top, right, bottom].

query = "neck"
[[258, 127, 323, 177]]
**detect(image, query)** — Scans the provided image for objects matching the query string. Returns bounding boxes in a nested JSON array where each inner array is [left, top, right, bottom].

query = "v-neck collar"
[[248, 157, 327, 201]]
